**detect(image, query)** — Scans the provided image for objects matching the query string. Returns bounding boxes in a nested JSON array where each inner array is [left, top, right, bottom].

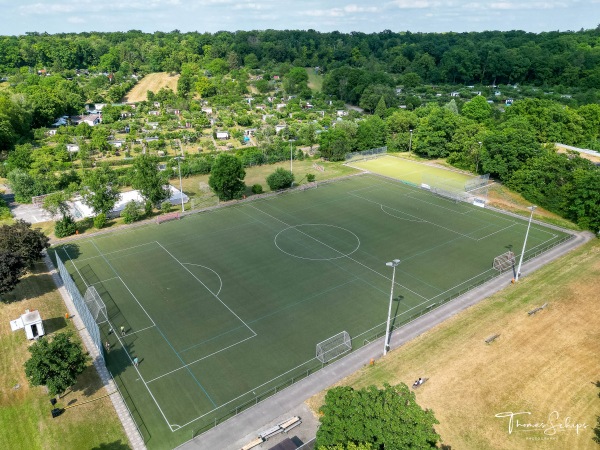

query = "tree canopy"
[[208, 153, 246, 200], [130, 154, 171, 206], [24, 332, 90, 397], [316, 383, 440, 449]]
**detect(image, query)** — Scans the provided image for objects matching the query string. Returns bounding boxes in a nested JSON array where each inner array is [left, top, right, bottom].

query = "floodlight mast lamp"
[[408, 129, 413, 155], [515, 205, 537, 281], [384, 259, 401, 356]]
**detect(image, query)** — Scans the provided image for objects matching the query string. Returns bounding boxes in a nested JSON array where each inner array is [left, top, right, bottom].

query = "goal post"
[[493, 251, 515, 272], [83, 286, 108, 324], [316, 331, 352, 363]]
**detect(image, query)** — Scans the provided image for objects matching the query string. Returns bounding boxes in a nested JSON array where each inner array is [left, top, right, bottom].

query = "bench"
[[240, 437, 264, 450], [485, 334, 500, 344], [258, 425, 283, 440], [156, 211, 180, 224], [278, 416, 301, 432], [528, 302, 548, 316]]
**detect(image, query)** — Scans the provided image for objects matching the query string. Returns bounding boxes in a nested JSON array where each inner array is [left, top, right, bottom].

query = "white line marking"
[[181, 263, 223, 296]]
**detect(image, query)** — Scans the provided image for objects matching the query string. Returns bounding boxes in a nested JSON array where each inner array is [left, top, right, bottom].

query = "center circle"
[[274, 224, 360, 261]]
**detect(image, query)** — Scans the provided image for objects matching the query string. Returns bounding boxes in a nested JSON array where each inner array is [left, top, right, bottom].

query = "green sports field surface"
[[51, 174, 570, 449], [348, 154, 475, 188]]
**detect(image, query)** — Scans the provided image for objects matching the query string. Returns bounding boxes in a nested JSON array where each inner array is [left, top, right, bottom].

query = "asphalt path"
[[177, 229, 594, 450]]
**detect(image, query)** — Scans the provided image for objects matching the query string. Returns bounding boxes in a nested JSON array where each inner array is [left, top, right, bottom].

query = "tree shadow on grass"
[[42, 316, 68, 333], [1, 266, 57, 304], [91, 440, 131, 450]]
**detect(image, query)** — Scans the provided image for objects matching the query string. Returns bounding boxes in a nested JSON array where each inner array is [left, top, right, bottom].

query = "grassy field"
[[0, 262, 129, 450], [50, 174, 569, 448], [122, 72, 179, 103], [307, 238, 600, 450], [306, 68, 323, 92], [348, 154, 475, 187]]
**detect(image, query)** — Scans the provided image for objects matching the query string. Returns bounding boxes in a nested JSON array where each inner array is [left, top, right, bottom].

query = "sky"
[[0, 0, 598, 36]]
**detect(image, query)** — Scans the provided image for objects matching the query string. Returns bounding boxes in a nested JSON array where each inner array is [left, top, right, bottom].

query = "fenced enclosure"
[[55, 253, 104, 363], [345, 146, 387, 162], [50, 174, 572, 449]]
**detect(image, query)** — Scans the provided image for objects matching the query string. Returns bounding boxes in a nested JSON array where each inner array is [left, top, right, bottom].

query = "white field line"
[[182, 263, 223, 296], [62, 245, 171, 430], [155, 241, 256, 336], [246, 203, 429, 301]]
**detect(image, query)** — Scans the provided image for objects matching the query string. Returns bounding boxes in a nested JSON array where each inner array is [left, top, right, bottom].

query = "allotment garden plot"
[[52, 174, 570, 448]]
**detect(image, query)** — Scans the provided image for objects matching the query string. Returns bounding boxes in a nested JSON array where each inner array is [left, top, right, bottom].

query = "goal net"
[[316, 331, 352, 363], [84, 286, 108, 324], [493, 251, 515, 271]]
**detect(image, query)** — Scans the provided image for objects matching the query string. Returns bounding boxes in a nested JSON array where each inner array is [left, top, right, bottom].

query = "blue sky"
[[1, 0, 598, 36]]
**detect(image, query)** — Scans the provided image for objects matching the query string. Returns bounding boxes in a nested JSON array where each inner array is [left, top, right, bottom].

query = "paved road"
[[178, 230, 594, 450]]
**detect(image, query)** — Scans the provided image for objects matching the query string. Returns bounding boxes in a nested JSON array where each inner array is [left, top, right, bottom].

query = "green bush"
[[251, 184, 263, 194], [93, 213, 107, 229], [121, 201, 143, 224], [266, 168, 295, 191], [160, 201, 172, 214], [54, 215, 77, 238], [144, 200, 153, 216], [306, 173, 316, 182]]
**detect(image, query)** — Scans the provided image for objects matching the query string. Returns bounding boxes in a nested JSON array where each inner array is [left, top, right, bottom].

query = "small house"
[[216, 131, 230, 140], [275, 124, 287, 134], [450, 92, 460, 97], [66, 144, 80, 153], [336, 110, 348, 117], [201, 107, 213, 115], [10, 310, 45, 340]]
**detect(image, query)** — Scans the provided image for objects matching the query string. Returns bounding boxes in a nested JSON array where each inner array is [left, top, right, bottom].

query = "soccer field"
[[51, 174, 571, 449]]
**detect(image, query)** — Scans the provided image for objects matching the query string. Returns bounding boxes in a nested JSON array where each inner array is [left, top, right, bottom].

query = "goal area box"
[[316, 331, 352, 363]]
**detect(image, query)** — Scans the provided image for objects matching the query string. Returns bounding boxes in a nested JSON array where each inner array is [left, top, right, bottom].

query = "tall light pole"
[[289, 139, 294, 173], [408, 129, 413, 155], [515, 206, 537, 281], [384, 259, 401, 356], [174, 157, 185, 212]]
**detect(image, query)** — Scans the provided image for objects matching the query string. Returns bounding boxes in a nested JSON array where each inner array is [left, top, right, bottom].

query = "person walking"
[[120, 326, 125, 336], [133, 357, 139, 367], [105, 341, 110, 352]]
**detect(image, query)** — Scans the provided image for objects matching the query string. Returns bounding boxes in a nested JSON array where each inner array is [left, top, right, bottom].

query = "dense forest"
[[0, 28, 599, 234]]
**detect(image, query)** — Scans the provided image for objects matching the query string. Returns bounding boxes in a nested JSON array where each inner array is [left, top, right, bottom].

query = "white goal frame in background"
[[316, 331, 352, 363], [83, 285, 108, 324]]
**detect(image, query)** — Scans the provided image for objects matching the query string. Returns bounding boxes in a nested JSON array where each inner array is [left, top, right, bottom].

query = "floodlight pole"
[[289, 139, 293, 173], [476, 141, 482, 174], [408, 129, 413, 155], [175, 157, 184, 212], [384, 259, 401, 356], [515, 206, 536, 282]]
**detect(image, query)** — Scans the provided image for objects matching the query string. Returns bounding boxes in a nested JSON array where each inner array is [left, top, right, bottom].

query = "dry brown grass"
[[307, 240, 600, 450], [122, 72, 179, 102], [555, 144, 600, 164]]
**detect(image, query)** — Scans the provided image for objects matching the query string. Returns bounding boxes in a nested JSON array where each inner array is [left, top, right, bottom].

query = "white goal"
[[316, 331, 352, 363], [493, 251, 515, 272], [83, 286, 108, 324]]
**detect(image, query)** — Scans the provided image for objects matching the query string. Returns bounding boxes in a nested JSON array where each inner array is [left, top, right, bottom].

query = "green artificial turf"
[[49, 174, 570, 449]]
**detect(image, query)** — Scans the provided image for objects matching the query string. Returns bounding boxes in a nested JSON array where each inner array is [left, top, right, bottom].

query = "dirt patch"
[[122, 72, 180, 102]]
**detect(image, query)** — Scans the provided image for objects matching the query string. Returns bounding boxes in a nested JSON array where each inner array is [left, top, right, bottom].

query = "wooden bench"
[[528, 302, 548, 316], [240, 437, 264, 450], [156, 211, 180, 224], [258, 425, 283, 440], [278, 416, 301, 432], [485, 334, 500, 344]]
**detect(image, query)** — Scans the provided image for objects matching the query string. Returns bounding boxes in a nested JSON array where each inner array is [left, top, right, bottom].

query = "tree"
[[80, 165, 121, 216], [0, 251, 26, 295], [120, 200, 144, 224], [24, 332, 90, 397], [130, 155, 170, 206], [0, 220, 50, 268], [41, 191, 71, 219], [266, 168, 294, 190], [208, 153, 246, 200], [462, 95, 492, 122], [316, 383, 440, 449], [374, 96, 387, 118]]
